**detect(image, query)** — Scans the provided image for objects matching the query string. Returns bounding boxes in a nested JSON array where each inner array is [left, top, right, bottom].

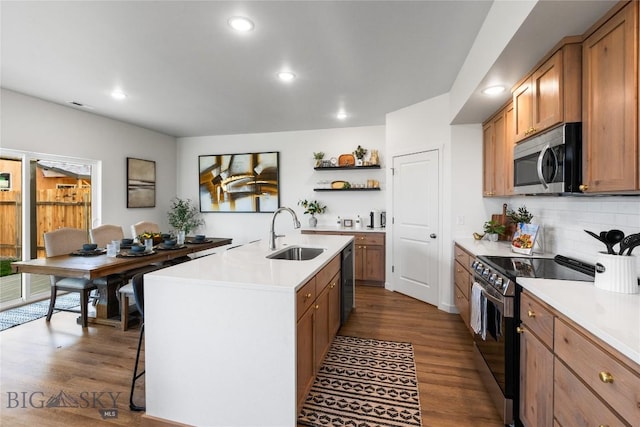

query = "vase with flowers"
[[298, 199, 326, 227], [353, 145, 367, 166]]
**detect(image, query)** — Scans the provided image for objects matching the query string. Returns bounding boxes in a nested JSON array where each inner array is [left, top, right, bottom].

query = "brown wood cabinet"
[[453, 244, 474, 333], [518, 289, 640, 426], [482, 102, 513, 197], [519, 292, 554, 427], [302, 230, 385, 286], [512, 40, 582, 143], [296, 255, 341, 411], [581, 0, 639, 193]]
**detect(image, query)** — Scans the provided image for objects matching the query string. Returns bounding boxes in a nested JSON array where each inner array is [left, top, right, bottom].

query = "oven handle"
[[481, 288, 504, 311], [536, 144, 551, 190]]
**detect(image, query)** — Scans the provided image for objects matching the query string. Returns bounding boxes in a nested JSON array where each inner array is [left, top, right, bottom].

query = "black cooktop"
[[478, 255, 595, 282]]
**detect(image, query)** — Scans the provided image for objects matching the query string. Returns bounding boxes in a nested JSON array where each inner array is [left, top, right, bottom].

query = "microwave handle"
[[536, 144, 551, 190]]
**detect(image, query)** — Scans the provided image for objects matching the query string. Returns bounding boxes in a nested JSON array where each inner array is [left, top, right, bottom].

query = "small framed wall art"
[[127, 157, 156, 208]]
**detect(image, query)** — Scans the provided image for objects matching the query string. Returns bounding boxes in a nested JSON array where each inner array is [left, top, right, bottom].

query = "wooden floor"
[[0, 285, 503, 426]]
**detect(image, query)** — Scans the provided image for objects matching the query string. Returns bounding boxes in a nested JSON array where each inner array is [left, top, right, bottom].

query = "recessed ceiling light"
[[336, 111, 348, 120], [228, 16, 254, 32], [277, 71, 296, 82], [111, 90, 127, 100], [482, 85, 506, 96]]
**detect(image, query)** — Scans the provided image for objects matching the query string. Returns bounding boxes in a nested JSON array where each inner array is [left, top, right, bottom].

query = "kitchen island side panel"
[[144, 275, 296, 426]]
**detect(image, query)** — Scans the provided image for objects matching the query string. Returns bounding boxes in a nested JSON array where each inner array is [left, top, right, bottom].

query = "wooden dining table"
[[11, 237, 232, 327]]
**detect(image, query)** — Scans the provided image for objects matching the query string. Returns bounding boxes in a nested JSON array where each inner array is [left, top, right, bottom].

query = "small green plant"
[[313, 152, 325, 160], [507, 205, 533, 224], [353, 145, 367, 160], [167, 197, 204, 234], [483, 220, 506, 235], [298, 199, 327, 215]]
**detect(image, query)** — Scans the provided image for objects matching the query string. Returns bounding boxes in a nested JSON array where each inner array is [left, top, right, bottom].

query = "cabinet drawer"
[[555, 319, 640, 425], [315, 255, 340, 292], [454, 245, 471, 272], [353, 233, 384, 246], [520, 292, 554, 349], [554, 358, 626, 427], [296, 277, 316, 319], [454, 260, 470, 299]]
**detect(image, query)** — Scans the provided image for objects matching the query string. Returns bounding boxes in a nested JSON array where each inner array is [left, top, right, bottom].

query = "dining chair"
[[90, 224, 125, 247], [130, 221, 160, 239], [129, 272, 146, 411], [43, 227, 98, 328]]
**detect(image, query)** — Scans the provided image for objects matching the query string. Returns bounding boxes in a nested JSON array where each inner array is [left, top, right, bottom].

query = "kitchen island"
[[142, 233, 353, 427]]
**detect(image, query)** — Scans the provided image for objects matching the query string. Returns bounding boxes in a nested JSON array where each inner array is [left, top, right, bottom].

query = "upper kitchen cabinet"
[[513, 39, 583, 143], [483, 102, 513, 197], [581, 0, 639, 193]]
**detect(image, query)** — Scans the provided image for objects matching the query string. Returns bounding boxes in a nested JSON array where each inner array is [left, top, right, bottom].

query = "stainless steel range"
[[471, 254, 595, 426]]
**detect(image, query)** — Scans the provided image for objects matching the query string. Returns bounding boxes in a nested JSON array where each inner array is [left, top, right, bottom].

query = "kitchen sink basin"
[[266, 246, 325, 261]]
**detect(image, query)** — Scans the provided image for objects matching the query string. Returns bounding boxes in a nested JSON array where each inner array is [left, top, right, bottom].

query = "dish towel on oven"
[[470, 281, 487, 339]]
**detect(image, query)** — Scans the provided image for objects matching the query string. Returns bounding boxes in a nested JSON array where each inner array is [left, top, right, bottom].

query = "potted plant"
[[353, 145, 367, 166], [483, 220, 506, 242], [507, 205, 534, 224], [313, 152, 325, 168], [298, 199, 327, 227], [167, 197, 205, 243]]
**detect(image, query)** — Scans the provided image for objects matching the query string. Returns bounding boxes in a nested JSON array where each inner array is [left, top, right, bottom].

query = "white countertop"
[[148, 233, 353, 292], [301, 226, 386, 233], [455, 237, 640, 366], [518, 277, 640, 365]]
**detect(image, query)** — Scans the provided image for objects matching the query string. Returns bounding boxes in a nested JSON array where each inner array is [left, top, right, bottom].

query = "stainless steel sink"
[[266, 246, 325, 261]]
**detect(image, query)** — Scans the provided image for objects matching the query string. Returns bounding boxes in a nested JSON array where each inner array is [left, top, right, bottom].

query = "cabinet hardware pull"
[[599, 424, 610, 427], [579, 184, 589, 191], [363, 246, 367, 249], [305, 293, 312, 300], [314, 304, 319, 310], [516, 326, 525, 334], [598, 371, 614, 383], [527, 310, 536, 318], [330, 283, 335, 289]]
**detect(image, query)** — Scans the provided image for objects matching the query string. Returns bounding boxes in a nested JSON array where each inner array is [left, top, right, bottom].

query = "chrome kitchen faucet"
[[269, 207, 301, 250]]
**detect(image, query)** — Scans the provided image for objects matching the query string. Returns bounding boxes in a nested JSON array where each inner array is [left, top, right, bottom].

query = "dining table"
[[11, 237, 232, 327]]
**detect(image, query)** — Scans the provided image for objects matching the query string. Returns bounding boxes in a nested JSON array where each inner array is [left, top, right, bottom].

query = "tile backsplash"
[[489, 196, 640, 276]]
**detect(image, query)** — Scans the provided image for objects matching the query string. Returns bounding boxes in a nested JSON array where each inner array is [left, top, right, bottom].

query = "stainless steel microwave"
[[513, 123, 582, 195]]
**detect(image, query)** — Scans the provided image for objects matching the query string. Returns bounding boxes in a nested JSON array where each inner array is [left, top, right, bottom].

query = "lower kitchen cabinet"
[[519, 292, 554, 427], [296, 254, 341, 412], [453, 244, 474, 333], [518, 290, 640, 426], [303, 230, 385, 286]]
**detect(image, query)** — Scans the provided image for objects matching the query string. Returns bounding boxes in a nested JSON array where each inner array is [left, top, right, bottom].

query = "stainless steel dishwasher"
[[341, 241, 355, 325]]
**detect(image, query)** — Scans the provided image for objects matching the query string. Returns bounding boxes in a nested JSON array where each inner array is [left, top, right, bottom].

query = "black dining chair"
[[129, 273, 146, 411]]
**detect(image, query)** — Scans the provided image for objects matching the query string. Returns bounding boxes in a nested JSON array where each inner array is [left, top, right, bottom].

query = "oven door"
[[472, 280, 516, 398]]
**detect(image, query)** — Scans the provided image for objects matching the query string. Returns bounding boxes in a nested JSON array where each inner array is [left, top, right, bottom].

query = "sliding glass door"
[[0, 150, 98, 309]]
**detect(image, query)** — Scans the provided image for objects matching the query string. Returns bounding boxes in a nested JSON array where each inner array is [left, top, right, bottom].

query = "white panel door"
[[392, 150, 439, 306]]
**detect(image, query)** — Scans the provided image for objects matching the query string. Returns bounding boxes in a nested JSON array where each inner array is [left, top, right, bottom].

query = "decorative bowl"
[[194, 235, 206, 241], [164, 239, 177, 247], [121, 238, 134, 245], [82, 243, 98, 251], [130, 244, 146, 253]]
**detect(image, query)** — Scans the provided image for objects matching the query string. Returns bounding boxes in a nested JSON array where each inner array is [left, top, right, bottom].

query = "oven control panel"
[[471, 260, 514, 296]]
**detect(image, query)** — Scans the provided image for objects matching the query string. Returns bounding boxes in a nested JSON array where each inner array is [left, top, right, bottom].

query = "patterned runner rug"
[[298, 335, 422, 427], [0, 293, 80, 331]]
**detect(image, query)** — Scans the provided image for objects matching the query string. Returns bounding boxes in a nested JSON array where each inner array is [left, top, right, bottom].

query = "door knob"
[[430, 234, 437, 239]]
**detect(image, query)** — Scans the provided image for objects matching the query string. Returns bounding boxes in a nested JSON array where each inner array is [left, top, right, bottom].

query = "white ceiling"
[[0, 1, 617, 138]]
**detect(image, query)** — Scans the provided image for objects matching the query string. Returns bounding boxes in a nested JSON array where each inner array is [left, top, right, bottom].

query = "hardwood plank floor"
[[1, 285, 502, 426]]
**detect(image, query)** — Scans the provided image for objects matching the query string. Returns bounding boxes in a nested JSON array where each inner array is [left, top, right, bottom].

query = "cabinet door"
[[504, 103, 515, 195], [532, 51, 563, 131], [493, 111, 507, 196], [313, 286, 331, 373], [582, 1, 638, 192], [354, 244, 365, 279], [362, 245, 385, 282], [297, 306, 314, 410], [328, 273, 341, 337], [519, 327, 554, 427], [513, 78, 533, 142], [483, 122, 495, 196]]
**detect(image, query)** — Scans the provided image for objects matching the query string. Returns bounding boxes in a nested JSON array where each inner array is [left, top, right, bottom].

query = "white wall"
[[484, 197, 640, 276], [176, 126, 386, 244], [385, 93, 457, 311], [1, 89, 178, 234]]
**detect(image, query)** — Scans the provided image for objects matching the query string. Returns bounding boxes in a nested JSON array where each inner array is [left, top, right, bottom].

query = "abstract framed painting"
[[198, 151, 280, 213], [127, 157, 156, 208]]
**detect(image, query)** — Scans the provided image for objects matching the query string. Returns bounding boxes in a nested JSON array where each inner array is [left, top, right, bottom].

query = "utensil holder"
[[594, 253, 639, 294]]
